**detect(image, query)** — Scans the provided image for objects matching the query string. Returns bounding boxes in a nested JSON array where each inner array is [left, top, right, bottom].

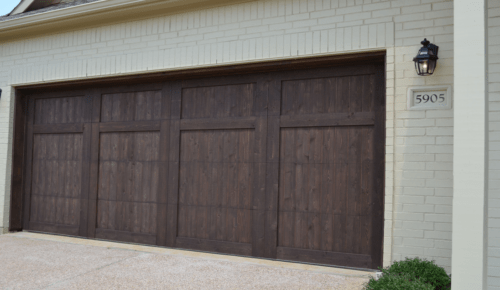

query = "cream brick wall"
[[488, 0, 500, 288], [0, 0, 454, 271]]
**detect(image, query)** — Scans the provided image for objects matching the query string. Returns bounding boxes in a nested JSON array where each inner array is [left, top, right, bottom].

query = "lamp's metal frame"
[[413, 38, 439, 76]]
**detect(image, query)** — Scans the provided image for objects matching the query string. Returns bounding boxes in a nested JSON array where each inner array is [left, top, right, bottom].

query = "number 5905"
[[415, 94, 445, 104]]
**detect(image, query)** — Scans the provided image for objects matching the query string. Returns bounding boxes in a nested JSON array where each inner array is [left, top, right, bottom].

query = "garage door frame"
[[10, 51, 386, 269]]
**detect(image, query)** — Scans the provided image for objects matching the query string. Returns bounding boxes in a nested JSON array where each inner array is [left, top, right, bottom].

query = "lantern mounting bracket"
[[421, 38, 439, 58]]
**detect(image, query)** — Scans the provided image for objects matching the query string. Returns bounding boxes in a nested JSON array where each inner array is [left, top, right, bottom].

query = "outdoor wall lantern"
[[413, 38, 439, 76]]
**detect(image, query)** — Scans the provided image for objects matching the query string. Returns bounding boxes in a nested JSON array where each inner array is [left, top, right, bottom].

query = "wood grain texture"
[[180, 117, 256, 131], [176, 237, 252, 256], [16, 58, 385, 269], [34, 96, 90, 124], [87, 122, 100, 238], [101, 91, 162, 122], [99, 121, 161, 132], [29, 221, 79, 236], [33, 123, 84, 134], [280, 112, 375, 128], [9, 94, 27, 231], [30, 133, 83, 227], [276, 72, 382, 267], [22, 100, 35, 229], [96, 132, 160, 236], [95, 228, 157, 245], [181, 84, 255, 119], [178, 129, 254, 244]]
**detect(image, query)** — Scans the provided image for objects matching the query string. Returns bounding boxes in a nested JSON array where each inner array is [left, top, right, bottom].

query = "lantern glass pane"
[[428, 60, 436, 74], [414, 61, 419, 75], [422, 60, 428, 72]]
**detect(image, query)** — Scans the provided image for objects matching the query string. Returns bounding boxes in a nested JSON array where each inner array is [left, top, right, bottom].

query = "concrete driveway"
[[0, 232, 373, 289]]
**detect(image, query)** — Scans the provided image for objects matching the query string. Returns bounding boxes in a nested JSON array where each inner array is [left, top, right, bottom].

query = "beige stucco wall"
[[0, 0, 455, 271]]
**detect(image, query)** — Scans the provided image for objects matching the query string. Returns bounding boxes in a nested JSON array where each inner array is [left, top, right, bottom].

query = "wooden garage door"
[[19, 62, 384, 269]]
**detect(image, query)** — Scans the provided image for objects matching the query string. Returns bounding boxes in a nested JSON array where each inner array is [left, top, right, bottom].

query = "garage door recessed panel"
[[178, 129, 254, 244], [34, 96, 90, 124], [30, 133, 83, 227], [101, 91, 162, 122], [96, 132, 160, 237], [281, 75, 375, 115], [181, 84, 255, 119]]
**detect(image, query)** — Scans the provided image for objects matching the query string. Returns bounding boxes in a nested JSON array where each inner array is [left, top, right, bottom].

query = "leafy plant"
[[365, 273, 434, 290], [365, 257, 451, 290]]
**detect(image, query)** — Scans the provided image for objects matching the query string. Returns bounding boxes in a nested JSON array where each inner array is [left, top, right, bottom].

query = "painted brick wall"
[[488, 0, 500, 288], [0, 0, 454, 271]]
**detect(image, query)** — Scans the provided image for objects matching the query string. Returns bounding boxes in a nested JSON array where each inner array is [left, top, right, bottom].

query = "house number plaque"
[[407, 85, 452, 110]]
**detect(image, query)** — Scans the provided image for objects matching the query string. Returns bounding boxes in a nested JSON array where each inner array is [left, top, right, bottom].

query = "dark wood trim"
[[30, 90, 88, 99], [181, 75, 259, 89], [279, 112, 375, 128], [22, 100, 35, 230], [87, 122, 100, 238], [176, 237, 252, 256], [33, 123, 84, 134], [29, 222, 79, 236], [156, 83, 172, 247], [95, 228, 157, 245], [263, 79, 281, 259], [99, 120, 161, 132], [79, 123, 92, 237], [370, 63, 386, 269], [166, 81, 182, 248], [274, 65, 378, 82], [251, 78, 268, 258], [87, 90, 101, 237], [180, 117, 256, 131], [90, 89, 102, 123], [17, 52, 385, 94], [9, 91, 27, 231], [277, 247, 372, 269], [100, 83, 163, 95]]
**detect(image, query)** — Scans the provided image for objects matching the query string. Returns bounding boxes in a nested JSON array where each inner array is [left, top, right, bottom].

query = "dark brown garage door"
[[15, 60, 385, 269]]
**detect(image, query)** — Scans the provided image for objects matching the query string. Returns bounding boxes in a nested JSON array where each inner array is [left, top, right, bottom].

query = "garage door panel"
[[282, 75, 375, 116], [34, 96, 91, 124], [30, 133, 82, 228], [96, 132, 160, 236], [101, 91, 162, 122], [278, 126, 374, 256], [181, 84, 255, 119], [178, 129, 254, 244]]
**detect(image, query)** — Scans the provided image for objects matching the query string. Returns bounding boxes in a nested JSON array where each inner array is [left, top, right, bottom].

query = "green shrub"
[[365, 273, 434, 290], [381, 257, 451, 290]]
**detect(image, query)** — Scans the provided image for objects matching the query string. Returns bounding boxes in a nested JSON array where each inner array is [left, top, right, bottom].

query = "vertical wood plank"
[[166, 81, 182, 247], [371, 64, 385, 268], [87, 91, 102, 238], [22, 99, 35, 229], [251, 77, 268, 256], [264, 77, 280, 258], [157, 118, 170, 246], [10, 93, 27, 230], [79, 123, 91, 237]]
